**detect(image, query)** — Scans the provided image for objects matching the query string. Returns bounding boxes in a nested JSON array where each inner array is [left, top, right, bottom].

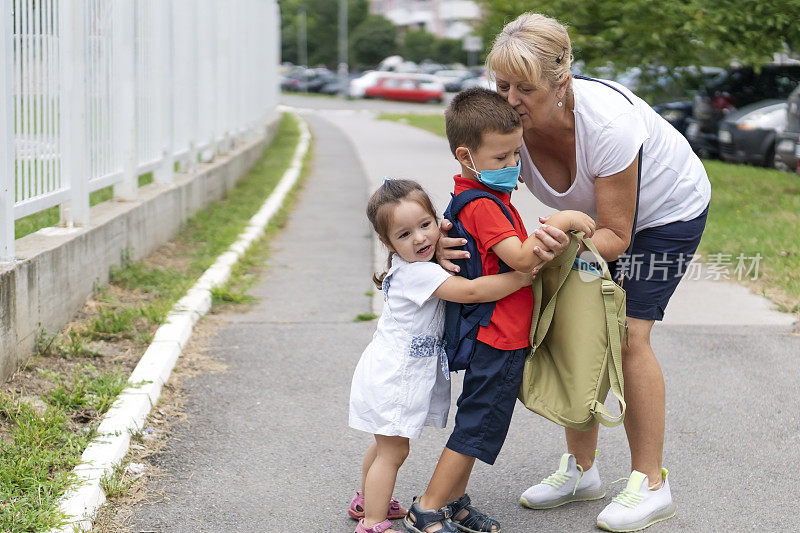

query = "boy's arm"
[[492, 210, 595, 272], [433, 270, 534, 304]]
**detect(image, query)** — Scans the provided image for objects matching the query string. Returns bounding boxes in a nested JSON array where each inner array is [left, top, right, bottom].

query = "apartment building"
[[369, 0, 481, 39]]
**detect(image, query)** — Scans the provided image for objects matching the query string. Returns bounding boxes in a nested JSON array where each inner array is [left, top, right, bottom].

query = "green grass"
[[181, 115, 302, 273], [377, 112, 446, 137], [1, 112, 307, 530], [36, 327, 98, 359], [45, 365, 129, 417], [699, 160, 800, 311], [99, 462, 134, 499], [0, 363, 131, 530], [0, 392, 96, 530], [379, 112, 800, 310], [354, 313, 379, 322], [211, 284, 257, 306]]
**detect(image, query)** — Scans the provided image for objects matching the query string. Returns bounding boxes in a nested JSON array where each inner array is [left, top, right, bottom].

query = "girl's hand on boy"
[[437, 219, 469, 274]]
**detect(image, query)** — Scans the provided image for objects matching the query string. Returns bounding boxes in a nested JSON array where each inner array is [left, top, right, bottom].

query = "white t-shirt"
[[374, 255, 452, 346], [520, 78, 711, 231]]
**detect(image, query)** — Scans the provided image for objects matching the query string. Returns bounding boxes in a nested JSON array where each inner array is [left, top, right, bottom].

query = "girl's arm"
[[492, 210, 595, 272], [433, 270, 534, 304]]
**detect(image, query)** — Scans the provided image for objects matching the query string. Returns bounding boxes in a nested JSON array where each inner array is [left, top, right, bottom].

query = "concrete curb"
[[50, 115, 311, 532]]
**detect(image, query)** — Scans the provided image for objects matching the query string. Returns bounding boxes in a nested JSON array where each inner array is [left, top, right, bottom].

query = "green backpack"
[[518, 233, 627, 430]]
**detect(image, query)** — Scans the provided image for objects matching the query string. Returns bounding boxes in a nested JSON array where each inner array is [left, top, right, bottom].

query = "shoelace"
[[541, 470, 569, 489], [541, 465, 586, 495], [610, 477, 644, 509]]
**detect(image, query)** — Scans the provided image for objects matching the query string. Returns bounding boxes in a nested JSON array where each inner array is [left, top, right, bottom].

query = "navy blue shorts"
[[446, 341, 527, 465], [608, 205, 708, 321]]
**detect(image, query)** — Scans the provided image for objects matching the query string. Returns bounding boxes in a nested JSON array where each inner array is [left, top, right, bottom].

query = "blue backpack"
[[443, 189, 515, 372]]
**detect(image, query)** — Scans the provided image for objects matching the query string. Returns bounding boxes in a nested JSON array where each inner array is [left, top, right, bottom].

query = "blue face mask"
[[466, 150, 521, 193]]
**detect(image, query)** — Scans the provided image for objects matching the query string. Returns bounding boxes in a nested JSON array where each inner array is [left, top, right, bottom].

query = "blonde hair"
[[486, 13, 572, 89], [366, 179, 438, 289]]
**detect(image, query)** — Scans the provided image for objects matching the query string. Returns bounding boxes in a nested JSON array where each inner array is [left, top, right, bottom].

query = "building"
[[369, 0, 481, 40]]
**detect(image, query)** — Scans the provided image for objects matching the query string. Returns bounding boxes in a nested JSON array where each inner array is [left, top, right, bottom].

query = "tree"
[[434, 37, 467, 65], [402, 29, 438, 63], [477, 0, 800, 72], [403, 29, 467, 65], [350, 15, 399, 68], [278, 0, 369, 67]]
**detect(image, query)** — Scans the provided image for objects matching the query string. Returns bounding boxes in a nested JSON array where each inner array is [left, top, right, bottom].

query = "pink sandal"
[[348, 491, 407, 520], [355, 518, 394, 533]]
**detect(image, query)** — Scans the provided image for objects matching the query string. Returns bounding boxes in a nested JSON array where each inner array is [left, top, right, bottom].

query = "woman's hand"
[[530, 218, 571, 274], [437, 219, 469, 274]]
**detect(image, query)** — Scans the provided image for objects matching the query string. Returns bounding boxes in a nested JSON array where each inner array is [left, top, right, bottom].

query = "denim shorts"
[[446, 341, 527, 465], [608, 205, 709, 321]]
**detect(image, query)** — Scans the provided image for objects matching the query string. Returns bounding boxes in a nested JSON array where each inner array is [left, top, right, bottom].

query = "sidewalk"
[[125, 110, 800, 532]]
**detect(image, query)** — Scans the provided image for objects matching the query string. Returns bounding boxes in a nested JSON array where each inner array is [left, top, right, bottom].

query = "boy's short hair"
[[445, 87, 522, 157]]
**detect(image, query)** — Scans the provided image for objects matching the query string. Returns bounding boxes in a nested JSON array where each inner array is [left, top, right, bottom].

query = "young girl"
[[348, 179, 535, 533]]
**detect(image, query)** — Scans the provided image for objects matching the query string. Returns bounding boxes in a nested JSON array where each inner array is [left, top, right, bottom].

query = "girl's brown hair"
[[367, 179, 438, 289]]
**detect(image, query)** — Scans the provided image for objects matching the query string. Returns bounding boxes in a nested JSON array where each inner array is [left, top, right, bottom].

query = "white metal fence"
[[0, 0, 280, 262]]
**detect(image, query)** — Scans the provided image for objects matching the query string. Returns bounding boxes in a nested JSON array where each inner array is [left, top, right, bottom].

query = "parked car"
[[348, 70, 407, 98], [774, 85, 800, 170], [717, 99, 787, 167], [281, 67, 337, 93], [419, 60, 447, 74], [460, 72, 495, 91], [686, 64, 800, 157], [434, 69, 474, 92], [364, 75, 444, 103], [645, 67, 726, 135], [653, 101, 695, 136]]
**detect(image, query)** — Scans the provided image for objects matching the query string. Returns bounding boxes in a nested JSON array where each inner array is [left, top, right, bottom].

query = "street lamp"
[[338, 0, 348, 98]]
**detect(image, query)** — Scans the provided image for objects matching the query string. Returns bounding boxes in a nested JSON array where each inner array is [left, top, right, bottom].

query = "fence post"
[[185, 3, 198, 173], [59, 0, 88, 227], [199, 0, 216, 163], [153, 0, 174, 185], [112, 0, 137, 200], [1, 1, 14, 262]]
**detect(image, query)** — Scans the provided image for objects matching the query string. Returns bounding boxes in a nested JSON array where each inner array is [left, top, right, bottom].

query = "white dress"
[[349, 254, 452, 439]]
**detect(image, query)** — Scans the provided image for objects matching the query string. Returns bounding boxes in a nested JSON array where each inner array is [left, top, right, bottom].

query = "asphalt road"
[[126, 101, 800, 532]]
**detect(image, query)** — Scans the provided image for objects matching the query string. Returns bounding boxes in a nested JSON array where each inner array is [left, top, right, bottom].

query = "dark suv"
[[774, 85, 800, 171], [685, 64, 800, 157]]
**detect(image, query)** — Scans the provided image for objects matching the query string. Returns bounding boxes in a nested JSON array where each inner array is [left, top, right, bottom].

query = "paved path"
[[127, 102, 800, 532]]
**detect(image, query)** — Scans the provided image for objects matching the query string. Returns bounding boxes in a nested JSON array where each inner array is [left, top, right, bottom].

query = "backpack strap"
[[573, 75, 643, 286], [580, 235, 626, 427], [592, 277, 626, 427], [446, 188, 515, 225], [446, 189, 516, 274]]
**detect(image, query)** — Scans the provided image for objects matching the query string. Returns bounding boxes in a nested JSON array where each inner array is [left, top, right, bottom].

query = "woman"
[[441, 12, 710, 533]]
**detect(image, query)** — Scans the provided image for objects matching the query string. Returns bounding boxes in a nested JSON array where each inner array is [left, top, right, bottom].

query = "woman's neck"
[[525, 103, 574, 148]]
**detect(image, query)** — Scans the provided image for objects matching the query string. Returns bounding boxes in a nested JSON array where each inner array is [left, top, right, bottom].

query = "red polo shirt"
[[453, 175, 533, 350]]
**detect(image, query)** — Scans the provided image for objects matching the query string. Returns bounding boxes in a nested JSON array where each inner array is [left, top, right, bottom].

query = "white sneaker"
[[519, 453, 605, 509], [596, 468, 676, 532]]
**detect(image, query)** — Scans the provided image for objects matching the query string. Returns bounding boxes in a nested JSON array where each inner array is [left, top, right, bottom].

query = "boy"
[[405, 88, 594, 533]]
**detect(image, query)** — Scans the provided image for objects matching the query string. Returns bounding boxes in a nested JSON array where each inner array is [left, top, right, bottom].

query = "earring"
[[557, 100, 563, 108]]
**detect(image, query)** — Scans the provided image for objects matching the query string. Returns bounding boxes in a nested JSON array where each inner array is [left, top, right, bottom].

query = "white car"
[[348, 71, 405, 98]]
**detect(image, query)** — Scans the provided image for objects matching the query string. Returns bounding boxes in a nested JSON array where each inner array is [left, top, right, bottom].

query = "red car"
[[365, 76, 444, 103]]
